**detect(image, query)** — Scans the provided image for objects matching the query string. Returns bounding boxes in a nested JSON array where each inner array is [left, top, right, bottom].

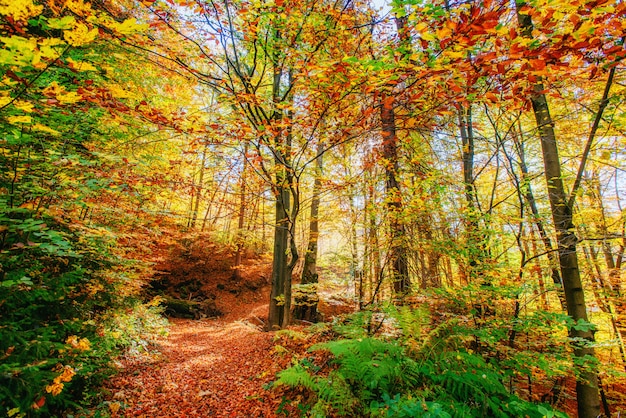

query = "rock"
[[163, 297, 221, 319]]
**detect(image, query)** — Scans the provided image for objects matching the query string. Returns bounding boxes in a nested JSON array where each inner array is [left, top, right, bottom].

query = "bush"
[[273, 303, 568, 417], [0, 206, 167, 417]]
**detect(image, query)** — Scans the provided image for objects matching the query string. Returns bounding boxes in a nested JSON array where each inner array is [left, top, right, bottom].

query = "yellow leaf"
[[45, 382, 64, 396], [57, 91, 81, 104], [32, 123, 60, 135], [445, 49, 465, 59], [7, 407, 21, 417], [421, 32, 435, 42], [436, 26, 451, 39], [66, 57, 97, 71], [14, 100, 34, 112], [0, 35, 37, 66], [64, 23, 98, 46], [7, 115, 32, 124], [113, 18, 148, 35], [43, 81, 65, 96], [47, 15, 76, 30], [107, 84, 135, 99], [64, 0, 92, 16], [0, 96, 12, 107], [0, 0, 43, 21]]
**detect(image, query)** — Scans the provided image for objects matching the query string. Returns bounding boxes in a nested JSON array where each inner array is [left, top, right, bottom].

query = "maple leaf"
[[64, 23, 98, 46], [7, 115, 32, 124], [0, 0, 43, 21]]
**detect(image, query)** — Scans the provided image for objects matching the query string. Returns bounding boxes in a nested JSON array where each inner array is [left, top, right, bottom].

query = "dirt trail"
[[106, 306, 286, 418]]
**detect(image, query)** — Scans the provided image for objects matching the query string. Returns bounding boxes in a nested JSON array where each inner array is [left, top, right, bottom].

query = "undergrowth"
[[0, 206, 168, 417], [273, 299, 570, 417]]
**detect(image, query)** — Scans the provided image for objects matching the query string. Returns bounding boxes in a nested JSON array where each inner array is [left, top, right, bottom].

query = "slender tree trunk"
[[380, 93, 410, 295], [294, 144, 323, 322], [458, 105, 489, 283], [518, 7, 601, 416], [512, 124, 567, 310], [366, 178, 382, 305], [232, 144, 249, 280]]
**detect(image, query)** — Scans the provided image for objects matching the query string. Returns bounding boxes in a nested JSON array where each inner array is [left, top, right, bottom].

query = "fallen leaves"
[[104, 316, 291, 417]]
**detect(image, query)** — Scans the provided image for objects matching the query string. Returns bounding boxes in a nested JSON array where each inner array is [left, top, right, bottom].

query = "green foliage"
[[101, 297, 169, 357], [0, 207, 167, 416], [274, 304, 569, 417]]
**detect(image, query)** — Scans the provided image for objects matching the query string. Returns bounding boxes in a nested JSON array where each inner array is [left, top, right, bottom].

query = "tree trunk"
[[232, 144, 249, 280], [518, 7, 601, 416], [380, 94, 410, 296], [190, 147, 207, 229], [268, 180, 290, 329], [458, 105, 489, 283], [267, 65, 298, 330], [513, 123, 566, 310], [294, 145, 323, 322]]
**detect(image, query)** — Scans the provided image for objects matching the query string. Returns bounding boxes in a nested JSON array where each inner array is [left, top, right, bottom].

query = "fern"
[[276, 364, 317, 391], [274, 305, 569, 418], [310, 338, 424, 413]]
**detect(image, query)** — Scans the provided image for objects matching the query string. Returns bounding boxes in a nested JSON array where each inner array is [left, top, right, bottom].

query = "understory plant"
[[274, 300, 570, 417], [0, 205, 167, 417]]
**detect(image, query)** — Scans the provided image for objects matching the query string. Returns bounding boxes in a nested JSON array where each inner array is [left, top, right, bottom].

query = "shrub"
[[274, 303, 568, 417], [0, 206, 167, 417]]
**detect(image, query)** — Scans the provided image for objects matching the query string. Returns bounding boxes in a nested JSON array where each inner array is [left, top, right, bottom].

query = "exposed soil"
[[148, 232, 273, 322]]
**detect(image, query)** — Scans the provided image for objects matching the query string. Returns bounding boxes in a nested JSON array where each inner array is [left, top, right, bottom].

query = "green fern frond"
[[275, 364, 318, 391]]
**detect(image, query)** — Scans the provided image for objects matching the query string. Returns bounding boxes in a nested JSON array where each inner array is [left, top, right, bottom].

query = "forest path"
[[106, 305, 286, 418]]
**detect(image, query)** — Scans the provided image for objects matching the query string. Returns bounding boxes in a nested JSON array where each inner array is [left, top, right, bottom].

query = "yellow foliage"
[[66, 57, 97, 71], [0, 96, 12, 107], [45, 365, 76, 396], [0, 35, 37, 66], [43, 81, 64, 96], [113, 18, 148, 35], [43, 81, 81, 103], [14, 100, 34, 112], [64, 0, 93, 16], [32, 123, 60, 135], [57, 91, 81, 104], [64, 23, 98, 47], [107, 84, 136, 99], [66, 335, 91, 351], [0, 0, 43, 21], [39, 38, 66, 60], [7, 115, 32, 124], [45, 382, 64, 396]]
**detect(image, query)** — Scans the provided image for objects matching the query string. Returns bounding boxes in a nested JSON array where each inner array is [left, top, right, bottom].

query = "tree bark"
[[268, 181, 290, 329], [518, 7, 601, 416], [232, 144, 249, 280], [380, 93, 410, 295], [458, 105, 488, 282], [294, 144, 323, 322]]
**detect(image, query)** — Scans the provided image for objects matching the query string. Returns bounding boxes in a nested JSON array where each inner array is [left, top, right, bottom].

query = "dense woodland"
[[1, 0, 625, 416]]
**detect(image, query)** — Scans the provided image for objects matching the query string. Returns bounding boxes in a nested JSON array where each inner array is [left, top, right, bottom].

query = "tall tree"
[[516, 5, 602, 416]]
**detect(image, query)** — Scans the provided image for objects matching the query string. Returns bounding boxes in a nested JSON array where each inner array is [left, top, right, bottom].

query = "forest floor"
[[104, 306, 292, 417], [102, 231, 316, 417]]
